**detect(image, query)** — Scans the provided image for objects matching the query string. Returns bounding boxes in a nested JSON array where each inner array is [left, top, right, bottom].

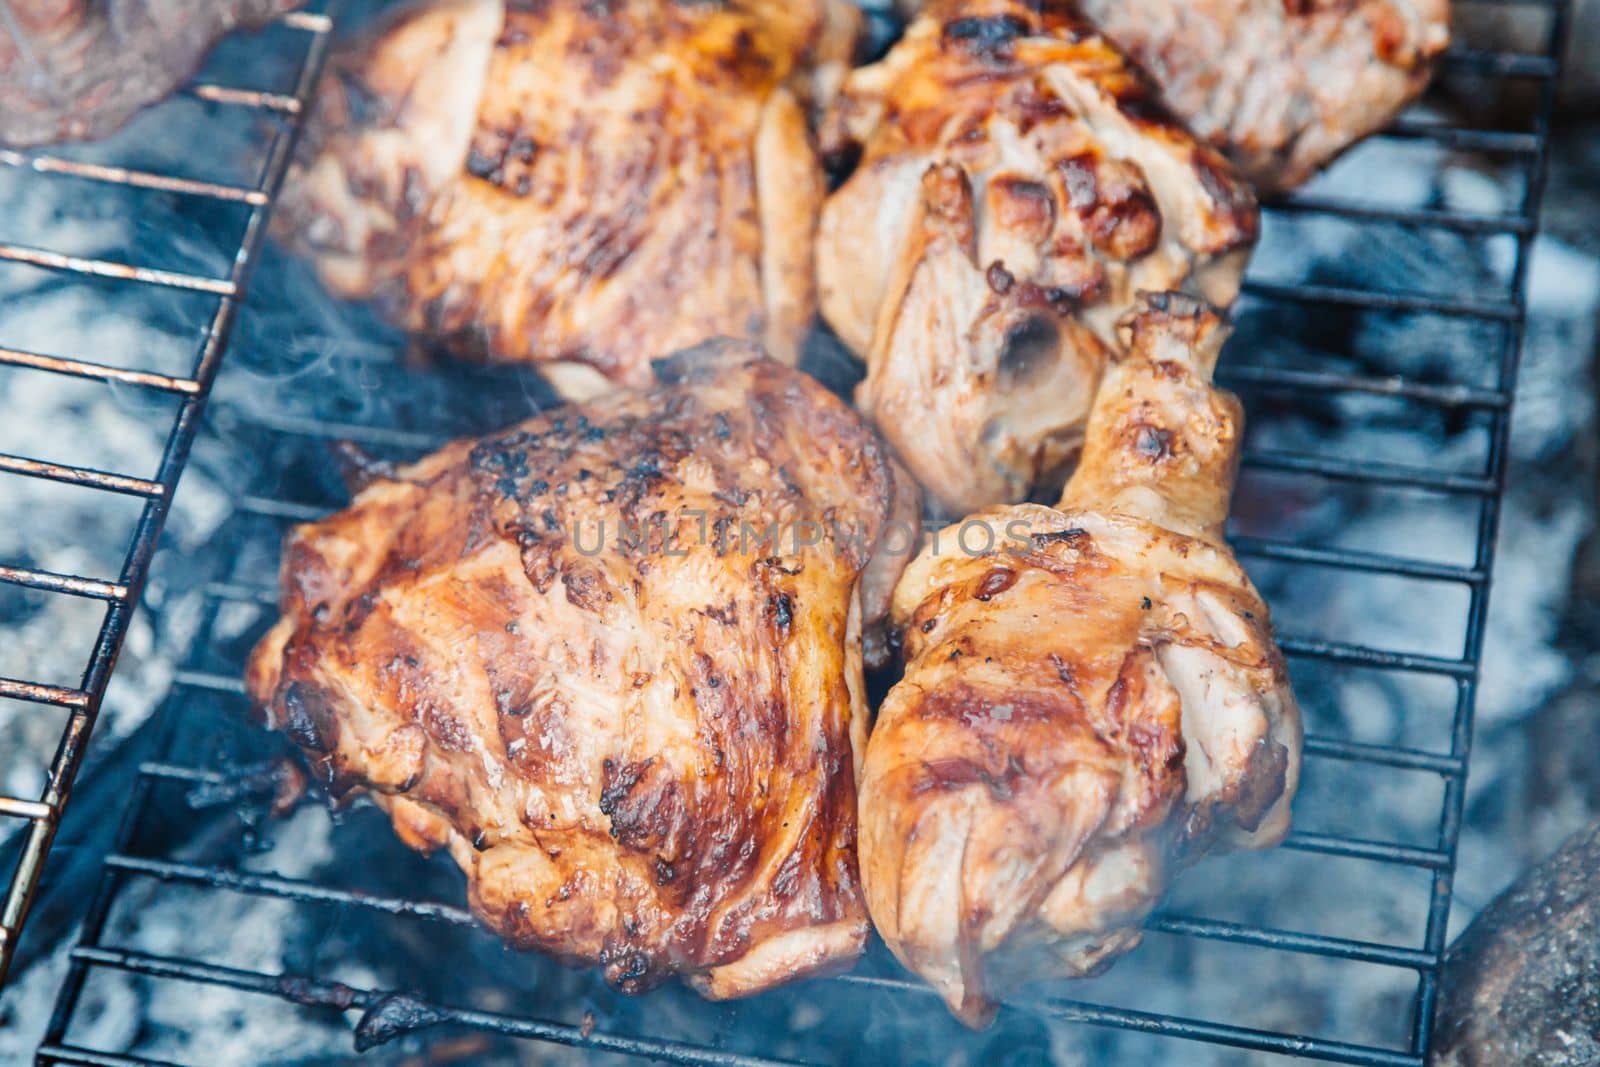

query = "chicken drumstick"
[[858, 292, 1301, 1026]]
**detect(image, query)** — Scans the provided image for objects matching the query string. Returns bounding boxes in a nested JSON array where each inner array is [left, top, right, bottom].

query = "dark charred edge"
[[1031, 527, 1089, 546], [941, 14, 1034, 61], [1123, 290, 1227, 350], [332, 440, 399, 494], [354, 991, 448, 1051], [280, 681, 340, 754], [1189, 148, 1261, 244], [1140, 290, 1212, 317], [650, 337, 768, 385]]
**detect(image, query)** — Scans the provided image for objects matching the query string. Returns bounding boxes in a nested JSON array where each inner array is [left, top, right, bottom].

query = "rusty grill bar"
[[4, 0, 1572, 1062], [0, 8, 336, 985]]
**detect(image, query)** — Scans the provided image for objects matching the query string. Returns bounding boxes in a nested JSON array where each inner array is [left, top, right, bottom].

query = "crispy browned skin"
[[859, 294, 1301, 1026], [817, 0, 1257, 515], [275, 0, 859, 398], [1073, 0, 1450, 192], [0, 0, 298, 147], [246, 343, 917, 998]]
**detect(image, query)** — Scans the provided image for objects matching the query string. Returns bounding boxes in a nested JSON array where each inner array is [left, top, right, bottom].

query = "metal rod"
[[0, 564, 125, 602], [0, 243, 235, 295], [1264, 195, 1534, 236], [1241, 280, 1521, 322], [104, 856, 476, 925], [1301, 737, 1462, 776], [1436, 48, 1559, 77], [37, 1047, 187, 1067], [1218, 364, 1510, 410], [172, 671, 248, 696], [1146, 914, 1433, 970], [1033, 997, 1420, 1067], [1284, 832, 1450, 871], [135, 762, 226, 785], [201, 581, 277, 604], [832, 975, 1421, 1067], [1243, 449, 1498, 495], [0, 345, 201, 394], [227, 407, 446, 450], [1276, 636, 1475, 678], [68, 947, 808, 1067], [0, 453, 163, 497], [280, 10, 333, 32], [1380, 120, 1539, 155], [0, 678, 87, 709], [1229, 537, 1485, 585], [0, 150, 266, 205], [234, 495, 326, 523], [98, 852, 1440, 971], [183, 84, 301, 114], [0, 797, 53, 820]]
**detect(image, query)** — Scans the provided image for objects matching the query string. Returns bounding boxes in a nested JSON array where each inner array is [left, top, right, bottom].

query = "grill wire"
[[0, 0, 1573, 1062], [0, 9, 336, 988]]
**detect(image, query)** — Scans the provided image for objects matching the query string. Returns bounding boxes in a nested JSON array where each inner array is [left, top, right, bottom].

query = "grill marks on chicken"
[[246, 344, 917, 998], [276, 0, 859, 398], [858, 294, 1301, 1026], [1074, 0, 1450, 192], [817, 0, 1257, 515], [0, 0, 298, 147]]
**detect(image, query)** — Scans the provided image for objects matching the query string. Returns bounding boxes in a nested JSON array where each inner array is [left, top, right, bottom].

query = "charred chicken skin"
[[246, 343, 918, 998], [859, 293, 1301, 1026], [0, 0, 299, 147], [1073, 0, 1450, 192], [817, 0, 1257, 515], [276, 0, 859, 399]]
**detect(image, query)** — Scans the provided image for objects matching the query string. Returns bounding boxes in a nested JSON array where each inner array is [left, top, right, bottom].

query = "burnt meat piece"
[[274, 0, 860, 400], [246, 342, 918, 999], [0, 0, 299, 147], [858, 294, 1301, 1026], [817, 0, 1258, 515]]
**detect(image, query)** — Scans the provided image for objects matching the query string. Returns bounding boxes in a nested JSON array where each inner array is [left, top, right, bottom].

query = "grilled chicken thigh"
[[246, 343, 916, 998], [1074, 0, 1450, 192], [0, 0, 298, 146], [859, 294, 1301, 1026], [817, 0, 1257, 515], [276, 0, 859, 399]]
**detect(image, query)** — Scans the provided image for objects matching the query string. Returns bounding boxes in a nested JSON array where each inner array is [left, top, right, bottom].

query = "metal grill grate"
[[0, 10, 337, 986], [16, 0, 1574, 1062]]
